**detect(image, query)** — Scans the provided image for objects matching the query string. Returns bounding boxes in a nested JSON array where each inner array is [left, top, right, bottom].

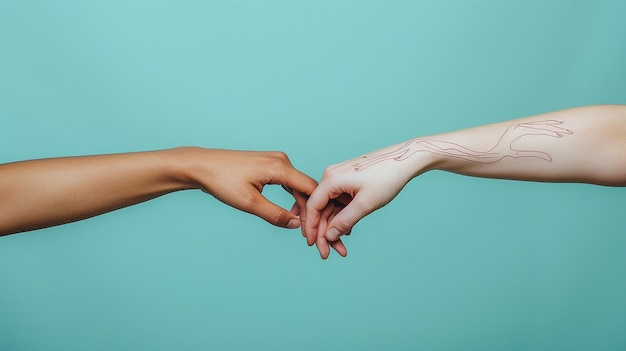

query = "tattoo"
[[353, 120, 573, 171]]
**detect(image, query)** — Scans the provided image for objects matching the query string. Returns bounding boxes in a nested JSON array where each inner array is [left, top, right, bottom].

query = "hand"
[[304, 144, 420, 259], [181, 147, 318, 228]]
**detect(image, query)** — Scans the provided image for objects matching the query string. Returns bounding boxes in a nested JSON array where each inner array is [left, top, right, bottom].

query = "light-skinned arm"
[[304, 105, 626, 259], [0, 147, 345, 251]]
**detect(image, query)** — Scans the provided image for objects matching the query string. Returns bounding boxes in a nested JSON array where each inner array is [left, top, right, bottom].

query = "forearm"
[[0, 148, 192, 236], [395, 105, 626, 186], [305, 105, 626, 256]]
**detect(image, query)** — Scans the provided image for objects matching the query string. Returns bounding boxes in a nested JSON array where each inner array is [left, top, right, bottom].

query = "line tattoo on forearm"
[[353, 120, 573, 171]]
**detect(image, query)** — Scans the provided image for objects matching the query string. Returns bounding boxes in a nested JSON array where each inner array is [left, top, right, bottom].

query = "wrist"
[[404, 142, 442, 179], [162, 146, 208, 191]]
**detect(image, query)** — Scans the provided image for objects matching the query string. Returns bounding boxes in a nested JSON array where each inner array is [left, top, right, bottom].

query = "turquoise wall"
[[1, 1, 625, 350]]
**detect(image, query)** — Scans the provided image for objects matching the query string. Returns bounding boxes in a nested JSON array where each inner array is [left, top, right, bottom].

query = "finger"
[[325, 196, 370, 241], [318, 201, 335, 233], [278, 166, 318, 197], [326, 201, 352, 238], [280, 182, 314, 235], [291, 191, 309, 237], [289, 191, 308, 217], [330, 239, 347, 257], [316, 230, 331, 259], [316, 199, 350, 258], [241, 187, 301, 228], [289, 201, 300, 216], [304, 186, 332, 246], [315, 202, 333, 259], [289, 201, 307, 237], [315, 201, 336, 250]]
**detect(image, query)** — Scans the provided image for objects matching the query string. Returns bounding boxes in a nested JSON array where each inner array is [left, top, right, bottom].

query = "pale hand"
[[303, 146, 419, 259]]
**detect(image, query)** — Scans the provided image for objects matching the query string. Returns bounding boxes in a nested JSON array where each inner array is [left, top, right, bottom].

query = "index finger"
[[277, 165, 318, 197], [304, 184, 334, 246]]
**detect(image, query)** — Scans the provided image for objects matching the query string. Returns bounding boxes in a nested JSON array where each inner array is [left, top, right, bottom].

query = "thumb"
[[325, 198, 370, 241], [244, 191, 300, 229]]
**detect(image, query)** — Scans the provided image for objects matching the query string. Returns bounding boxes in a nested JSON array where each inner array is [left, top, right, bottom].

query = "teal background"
[[1, 1, 625, 350]]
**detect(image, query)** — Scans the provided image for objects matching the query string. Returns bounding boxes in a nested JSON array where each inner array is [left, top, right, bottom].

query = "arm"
[[304, 105, 626, 259], [0, 147, 320, 236]]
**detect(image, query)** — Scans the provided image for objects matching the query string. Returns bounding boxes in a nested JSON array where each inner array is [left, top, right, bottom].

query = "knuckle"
[[322, 166, 346, 184], [322, 166, 338, 179], [271, 151, 290, 163], [332, 219, 353, 234], [265, 153, 293, 179]]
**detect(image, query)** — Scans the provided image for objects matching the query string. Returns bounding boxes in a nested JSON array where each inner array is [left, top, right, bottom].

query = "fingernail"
[[326, 228, 341, 241], [286, 218, 300, 229]]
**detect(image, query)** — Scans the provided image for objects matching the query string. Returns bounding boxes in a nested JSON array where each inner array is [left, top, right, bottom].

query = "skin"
[[304, 105, 626, 259], [0, 147, 338, 244]]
